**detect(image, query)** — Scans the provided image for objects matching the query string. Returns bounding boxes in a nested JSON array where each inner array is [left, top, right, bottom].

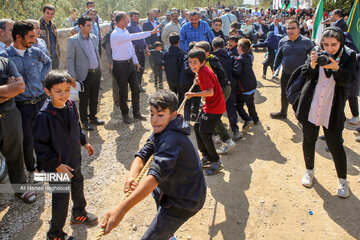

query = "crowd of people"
[[0, 1, 359, 240]]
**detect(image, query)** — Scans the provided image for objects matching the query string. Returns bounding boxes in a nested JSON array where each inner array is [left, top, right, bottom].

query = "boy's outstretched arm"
[[101, 175, 158, 235], [185, 87, 214, 99], [124, 156, 145, 193]]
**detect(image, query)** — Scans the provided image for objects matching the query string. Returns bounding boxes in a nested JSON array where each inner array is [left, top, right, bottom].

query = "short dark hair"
[[212, 17, 222, 24], [188, 48, 207, 63], [189, 11, 199, 17], [230, 22, 239, 29], [212, 37, 225, 49], [238, 38, 251, 53], [321, 27, 345, 47], [189, 41, 197, 51], [228, 36, 239, 42], [77, 16, 92, 27], [12, 20, 34, 41], [154, 41, 162, 48], [148, 89, 178, 113], [44, 70, 72, 90], [285, 19, 299, 28], [332, 9, 343, 17], [42, 4, 55, 13], [129, 10, 140, 17], [229, 28, 238, 35], [86, 1, 95, 7], [169, 32, 180, 45], [115, 12, 127, 23], [194, 41, 211, 53]]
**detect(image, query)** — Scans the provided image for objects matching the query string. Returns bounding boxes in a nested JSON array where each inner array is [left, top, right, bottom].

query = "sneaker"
[[70, 211, 98, 226], [216, 139, 236, 154], [212, 135, 221, 144], [184, 121, 190, 127], [232, 129, 243, 141], [190, 114, 197, 122], [201, 156, 212, 168], [337, 178, 350, 198], [204, 160, 223, 176], [357, 127, 360, 133], [169, 235, 177, 240], [262, 74, 266, 79], [47, 231, 74, 240], [349, 116, 359, 125], [242, 120, 254, 132], [301, 169, 314, 188], [356, 136, 360, 142]]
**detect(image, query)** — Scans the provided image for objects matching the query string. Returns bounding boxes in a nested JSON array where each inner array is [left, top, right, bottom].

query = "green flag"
[[281, 2, 286, 10], [347, 0, 360, 50], [286, 2, 291, 11], [311, 0, 324, 44]]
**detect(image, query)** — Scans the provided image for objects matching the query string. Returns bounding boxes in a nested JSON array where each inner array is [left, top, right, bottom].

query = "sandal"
[[15, 190, 36, 204], [204, 161, 223, 176]]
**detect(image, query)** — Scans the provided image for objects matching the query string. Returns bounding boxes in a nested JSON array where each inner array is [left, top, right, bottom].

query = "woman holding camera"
[[294, 27, 357, 198]]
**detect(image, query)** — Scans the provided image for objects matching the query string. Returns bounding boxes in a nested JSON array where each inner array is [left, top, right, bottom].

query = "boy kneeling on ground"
[[101, 90, 206, 239]]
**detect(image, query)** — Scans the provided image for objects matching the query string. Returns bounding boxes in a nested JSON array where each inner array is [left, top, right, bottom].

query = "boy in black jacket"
[[233, 39, 259, 132], [101, 90, 206, 239], [163, 33, 185, 97], [33, 70, 97, 240], [150, 41, 164, 89]]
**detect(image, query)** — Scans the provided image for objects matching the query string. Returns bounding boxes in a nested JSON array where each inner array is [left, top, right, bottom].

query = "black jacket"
[[334, 18, 348, 32], [135, 115, 206, 211], [34, 99, 87, 172], [212, 49, 236, 89], [163, 46, 185, 89], [150, 49, 164, 66], [294, 46, 356, 130], [206, 54, 230, 87], [232, 53, 257, 93], [179, 55, 196, 91]]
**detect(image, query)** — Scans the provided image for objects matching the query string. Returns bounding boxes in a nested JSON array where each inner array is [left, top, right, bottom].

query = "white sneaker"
[[337, 178, 350, 198], [212, 135, 221, 144], [216, 139, 236, 154], [301, 169, 314, 187], [349, 116, 359, 125]]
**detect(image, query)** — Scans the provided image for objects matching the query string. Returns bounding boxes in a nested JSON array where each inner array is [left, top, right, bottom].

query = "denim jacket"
[[0, 46, 52, 101]]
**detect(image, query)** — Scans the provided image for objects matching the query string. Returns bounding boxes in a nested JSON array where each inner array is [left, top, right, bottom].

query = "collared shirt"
[[0, 46, 51, 101], [110, 27, 151, 64], [308, 68, 336, 129], [179, 20, 215, 52], [273, 35, 314, 74], [74, 22, 100, 42], [221, 13, 237, 37], [34, 38, 49, 72], [80, 33, 99, 69], [251, 11, 262, 17], [0, 42, 7, 52], [45, 20, 56, 56], [161, 21, 182, 50], [126, 21, 147, 50]]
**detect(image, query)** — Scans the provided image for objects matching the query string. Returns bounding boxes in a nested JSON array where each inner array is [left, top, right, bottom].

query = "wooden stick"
[[94, 75, 198, 239]]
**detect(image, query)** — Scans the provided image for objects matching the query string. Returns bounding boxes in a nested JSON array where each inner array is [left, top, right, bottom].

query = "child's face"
[[155, 46, 162, 51], [189, 57, 205, 73], [45, 82, 71, 108], [150, 106, 177, 134], [237, 46, 244, 55], [228, 40, 237, 49], [212, 21, 222, 32]]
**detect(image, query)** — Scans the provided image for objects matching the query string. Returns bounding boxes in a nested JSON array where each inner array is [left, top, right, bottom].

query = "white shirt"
[[110, 27, 151, 64], [12, 44, 25, 57]]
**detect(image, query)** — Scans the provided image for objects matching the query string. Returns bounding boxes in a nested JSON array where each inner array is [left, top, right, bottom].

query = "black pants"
[[135, 49, 145, 85], [112, 60, 140, 116], [263, 51, 275, 75], [153, 64, 163, 86], [0, 108, 26, 184], [79, 70, 101, 123], [280, 71, 292, 114], [348, 96, 359, 117], [49, 169, 87, 234], [226, 89, 239, 132], [16, 98, 46, 172], [236, 93, 259, 123], [194, 110, 222, 162], [182, 85, 201, 121], [302, 120, 347, 179]]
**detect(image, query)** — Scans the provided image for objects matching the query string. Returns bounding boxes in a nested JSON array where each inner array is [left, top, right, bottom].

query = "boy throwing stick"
[[101, 90, 206, 239], [34, 70, 97, 240]]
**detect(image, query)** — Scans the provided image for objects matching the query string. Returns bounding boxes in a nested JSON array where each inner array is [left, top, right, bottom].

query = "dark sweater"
[[135, 115, 206, 211], [233, 53, 257, 93], [150, 49, 164, 66], [163, 45, 185, 89], [212, 49, 236, 89], [34, 99, 87, 172], [206, 54, 230, 87]]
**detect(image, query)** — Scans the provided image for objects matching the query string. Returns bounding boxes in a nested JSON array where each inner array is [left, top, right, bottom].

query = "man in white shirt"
[[110, 12, 159, 124], [0, 19, 14, 52], [221, 8, 237, 37]]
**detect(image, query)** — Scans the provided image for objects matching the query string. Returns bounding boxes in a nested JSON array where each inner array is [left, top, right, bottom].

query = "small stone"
[[267, 126, 271, 130], [260, 199, 265, 203], [301, 228, 305, 231], [236, 219, 242, 224], [187, 236, 191, 240], [132, 225, 137, 231]]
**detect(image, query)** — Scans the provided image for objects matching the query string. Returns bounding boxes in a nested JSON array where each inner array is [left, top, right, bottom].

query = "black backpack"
[[286, 65, 306, 105]]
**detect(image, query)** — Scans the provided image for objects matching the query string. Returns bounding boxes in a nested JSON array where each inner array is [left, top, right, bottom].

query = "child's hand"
[[185, 92, 194, 99], [101, 204, 125, 235], [84, 143, 94, 156], [124, 176, 138, 193], [56, 164, 74, 178]]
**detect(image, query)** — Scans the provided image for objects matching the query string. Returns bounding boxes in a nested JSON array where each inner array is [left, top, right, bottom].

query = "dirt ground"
[[0, 51, 359, 240]]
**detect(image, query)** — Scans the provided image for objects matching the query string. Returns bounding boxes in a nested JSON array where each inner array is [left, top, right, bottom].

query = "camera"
[[317, 51, 333, 66]]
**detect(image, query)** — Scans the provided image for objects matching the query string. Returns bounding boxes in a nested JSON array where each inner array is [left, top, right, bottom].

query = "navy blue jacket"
[[135, 115, 206, 211], [206, 54, 230, 87], [163, 45, 185, 89], [269, 23, 284, 35], [149, 49, 163, 66], [252, 31, 280, 50], [142, 19, 160, 47], [179, 55, 196, 90], [211, 49, 236, 89], [34, 99, 87, 172], [227, 46, 239, 57], [233, 53, 257, 93]]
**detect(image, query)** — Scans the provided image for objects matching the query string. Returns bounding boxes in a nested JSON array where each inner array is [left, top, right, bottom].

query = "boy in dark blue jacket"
[[252, 31, 280, 79], [162, 33, 185, 97], [233, 39, 259, 132], [33, 70, 97, 240], [149, 41, 164, 89], [101, 90, 206, 239]]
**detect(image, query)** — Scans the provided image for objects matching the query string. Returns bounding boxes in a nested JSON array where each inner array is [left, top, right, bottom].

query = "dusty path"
[[0, 52, 359, 240]]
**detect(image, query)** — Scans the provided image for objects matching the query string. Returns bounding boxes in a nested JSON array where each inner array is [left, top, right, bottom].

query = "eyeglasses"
[[287, 27, 298, 30]]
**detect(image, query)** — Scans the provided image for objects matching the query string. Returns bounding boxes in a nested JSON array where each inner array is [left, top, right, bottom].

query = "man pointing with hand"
[[111, 11, 160, 124]]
